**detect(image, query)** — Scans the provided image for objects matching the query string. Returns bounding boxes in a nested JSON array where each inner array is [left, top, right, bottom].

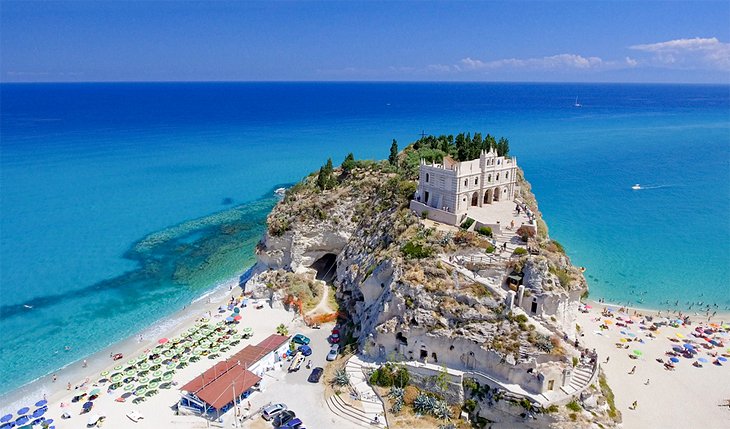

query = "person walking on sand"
[[52, 374, 57, 382], [644, 378, 650, 385], [629, 366, 636, 375], [66, 382, 71, 391], [605, 356, 610, 364], [631, 400, 638, 410], [82, 359, 87, 368]]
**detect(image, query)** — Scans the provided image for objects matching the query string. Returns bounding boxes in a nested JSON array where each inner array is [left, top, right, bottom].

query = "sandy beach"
[[0, 274, 310, 429], [578, 300, 730, 428]]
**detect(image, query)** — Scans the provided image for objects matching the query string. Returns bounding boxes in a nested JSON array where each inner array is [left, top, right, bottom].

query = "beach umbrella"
[[158, 338, 169, 344], [34, 400, 47, 408], [139, 362, 150, 370], [89, 388, 101, 397], [82, 401, 93, 410], [225, 317, 234, 323], [123, 384, 135, 391], [162, 374, 173, 381], [31, 408, 45, 418], [15, 415, 29, 426], [719, 356, 728, 362], [0, 423, 12, 429], [16, 408, 28, 415], [113, 365, 123, 371], [672, 346, 684, 353], [135, 387, 147, 396], [111, 374, 123, 383], [1, 415, 12, 423], [698, 357, 709, 363], [125, 370, 135, 377], [632, 350, 643, 357], [683, 343, 695, 350], [676, 333, 685, 339], [670, 357, 680, 363]]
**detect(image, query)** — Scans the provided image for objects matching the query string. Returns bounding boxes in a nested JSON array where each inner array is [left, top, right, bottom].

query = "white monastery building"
[[410, 148, 518, 225]]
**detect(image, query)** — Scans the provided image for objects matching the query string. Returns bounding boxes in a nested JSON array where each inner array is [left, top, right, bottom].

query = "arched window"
[[496, 173, 500, 181], [488, 174, 491, 182], [505, 172, 509, 179], [474, 177, 478, 185], [425, 173, 429, 183]]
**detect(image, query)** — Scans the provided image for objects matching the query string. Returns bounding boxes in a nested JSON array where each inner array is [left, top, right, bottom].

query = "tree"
[[316, 158, 336, 190], [389, 139, 399, 165], [497, 137, 510, 156], [341, 153, 356, 173]]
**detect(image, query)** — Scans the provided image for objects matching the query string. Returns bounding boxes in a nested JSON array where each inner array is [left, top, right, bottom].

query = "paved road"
[[241, 323, 357, 429]]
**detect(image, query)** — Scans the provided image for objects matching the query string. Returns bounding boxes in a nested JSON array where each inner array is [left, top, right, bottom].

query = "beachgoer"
[[82, 359, 87, 368], [247, 401, 251, 410], [66, 382, 71, 390], [629, 366, 636, 375], [605, 356, 610, 364], [631, 400, 638, 410], [644, 378, 650, 385], [52, 374, 57, 382]]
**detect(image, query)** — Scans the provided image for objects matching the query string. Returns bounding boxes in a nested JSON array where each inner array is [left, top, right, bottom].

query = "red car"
[[329, 328, 340, 344]]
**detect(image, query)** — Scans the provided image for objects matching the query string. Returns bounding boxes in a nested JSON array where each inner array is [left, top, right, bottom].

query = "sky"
[[1, 0, 729, 83]]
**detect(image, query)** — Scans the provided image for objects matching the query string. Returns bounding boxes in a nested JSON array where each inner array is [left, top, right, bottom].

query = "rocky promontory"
[[248, 141, 620, 428]]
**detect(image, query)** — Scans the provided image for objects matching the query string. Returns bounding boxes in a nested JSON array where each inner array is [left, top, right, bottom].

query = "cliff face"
[[251, 160, 618, 428]]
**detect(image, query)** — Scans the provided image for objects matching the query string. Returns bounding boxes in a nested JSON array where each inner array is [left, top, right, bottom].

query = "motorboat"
[[274, 187, 286, 196], [631, 184, 641, 190]]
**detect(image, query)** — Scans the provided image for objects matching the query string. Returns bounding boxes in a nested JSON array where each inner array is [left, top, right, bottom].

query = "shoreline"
[[584, 298, 730, 325], [0, 271, 249, 415]]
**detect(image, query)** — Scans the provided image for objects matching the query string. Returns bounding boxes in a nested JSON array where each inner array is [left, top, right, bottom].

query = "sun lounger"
[[127, 410, 144, 422]]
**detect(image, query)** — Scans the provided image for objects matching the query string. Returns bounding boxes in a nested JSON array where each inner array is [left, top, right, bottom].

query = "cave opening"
[[310, 253, 338, 283]]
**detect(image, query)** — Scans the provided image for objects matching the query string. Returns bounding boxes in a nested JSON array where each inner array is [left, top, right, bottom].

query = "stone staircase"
[[560, 363, 595, 396], [325, 356, 386, 428], [326, 394, 382, 428]]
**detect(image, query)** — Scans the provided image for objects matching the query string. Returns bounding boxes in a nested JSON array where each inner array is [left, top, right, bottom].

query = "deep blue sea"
[[1, 82, 729, 397]]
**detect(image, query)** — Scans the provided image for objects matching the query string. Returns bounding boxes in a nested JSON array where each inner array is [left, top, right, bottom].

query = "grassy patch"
[[599, 373, 621, 422]]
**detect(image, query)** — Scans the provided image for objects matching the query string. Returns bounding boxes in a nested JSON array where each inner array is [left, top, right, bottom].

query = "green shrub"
[[370, 364, 410, 388], [572, 356, 579, 367], [566, 400, 582, 412], [476, 226, 492, 237], [545, 404, 559, 413], [485, 245, 495, 253], [402, 240, 433, 259], [513, 247, 527, 255], [463, 398, 477, 413], [460, 218, 475, 230], [421, 210, 429, 219]]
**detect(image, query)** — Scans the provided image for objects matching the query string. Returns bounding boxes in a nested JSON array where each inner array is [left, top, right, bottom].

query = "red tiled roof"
[[257, 334, 290, 353], [180, 334, 290, 409], [193, 367, 261, 410]]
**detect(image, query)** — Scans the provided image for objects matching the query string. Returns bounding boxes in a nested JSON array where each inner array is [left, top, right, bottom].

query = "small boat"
[[631, 184, 641, 190], [574, 96, 582, 107], [274, 187, 286, 196]]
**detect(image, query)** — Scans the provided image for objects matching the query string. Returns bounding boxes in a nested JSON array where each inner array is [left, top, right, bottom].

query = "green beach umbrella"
[[138, 376, 149, 384], [89, 388, 101, 397], [111, 375, 123, 383], [153, 370, 163, 378], [136, 387, 147, 396], [100, 371, 110, 377], [113, 365, 123, 371], [633, 350, 643, 356], [125, 370, 135, 377], [149, 381, 160, 389], [124, 384, 135, 391], [127, 359, 136, 365], [162, 374, 173, 381], [139, 362, 150, 370], [153, 357, 163, 364]]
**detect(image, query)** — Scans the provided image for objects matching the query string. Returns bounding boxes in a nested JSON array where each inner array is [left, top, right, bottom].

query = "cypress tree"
[[389, 139, 399, 165]]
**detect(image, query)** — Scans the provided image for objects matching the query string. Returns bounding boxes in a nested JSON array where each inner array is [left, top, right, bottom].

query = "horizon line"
[[2, 79, 729, 86]]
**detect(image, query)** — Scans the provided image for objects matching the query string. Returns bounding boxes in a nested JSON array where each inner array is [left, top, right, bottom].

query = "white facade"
[[411, 149, 518, 225]]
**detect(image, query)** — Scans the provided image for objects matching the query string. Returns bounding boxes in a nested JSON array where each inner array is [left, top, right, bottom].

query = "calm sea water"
[[1, 82, 729, 396]]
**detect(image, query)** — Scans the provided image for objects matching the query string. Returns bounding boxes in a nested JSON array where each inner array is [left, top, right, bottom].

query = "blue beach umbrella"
[[670, 357, 680, 363], [16, 408, 28, 416], [698, 357, 709, 363], [15, 415, 29, 426], [44, 419, 54, 425], [683, 343, 694, 350], [225, 317, 234, 322], [31, 408, 45, 418], [0, 423, 12, 429], [0, 415, 11, 423], [34, 400, 46, 408], [718, 356, 728, 362]]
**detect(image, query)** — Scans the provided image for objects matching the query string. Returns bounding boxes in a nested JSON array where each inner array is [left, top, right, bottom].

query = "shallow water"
[[1, 82, 729, 397]]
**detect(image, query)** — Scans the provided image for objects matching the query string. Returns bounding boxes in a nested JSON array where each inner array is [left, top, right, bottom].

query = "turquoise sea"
[[1, 82, 729, 398]]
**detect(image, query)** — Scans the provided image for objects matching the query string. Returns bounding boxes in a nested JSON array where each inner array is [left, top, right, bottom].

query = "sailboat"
[[574, 96, 582, 107]]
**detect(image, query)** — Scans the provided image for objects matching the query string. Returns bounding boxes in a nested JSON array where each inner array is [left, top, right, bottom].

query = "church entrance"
[[471, 192, 479, 207], [483, 188, 493, 204], [493, 187, 501, 202]]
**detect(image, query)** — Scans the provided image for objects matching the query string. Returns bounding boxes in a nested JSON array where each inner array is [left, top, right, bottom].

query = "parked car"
[[288, 352, 304, 372], [261, 403, 287, 421], [326, 344, 339, 361], [292, 334, 310, 345], [329, 332, 340, 344], [307, 367, 324, 383], [272, 410, 296, 427], [281, 417, 303, 428], [297, 345, 312, 356]]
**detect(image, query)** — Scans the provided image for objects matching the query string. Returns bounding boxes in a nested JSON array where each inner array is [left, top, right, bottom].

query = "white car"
[[326, 344, 340, 361], [261, 403, 288, 421]]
